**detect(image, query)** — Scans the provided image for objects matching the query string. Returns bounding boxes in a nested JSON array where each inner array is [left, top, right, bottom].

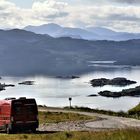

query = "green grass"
[[128, 103, 140, 114], [0, 129, 140, 140], [38, 103, 140, 122], [64, 105, 140, 119], [64, 106, 128, 117], [39, 111, 94, 124], [128, 103, 140, 119]]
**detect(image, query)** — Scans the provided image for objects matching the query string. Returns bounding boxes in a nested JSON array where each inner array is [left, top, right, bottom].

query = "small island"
[[88, 94, 98, 97], [90, 77, 136, 87], [56, 75, 80, 79], [18, 81, 34, 85], [0, 83, 15, 91], [98, 86, 140, 98]]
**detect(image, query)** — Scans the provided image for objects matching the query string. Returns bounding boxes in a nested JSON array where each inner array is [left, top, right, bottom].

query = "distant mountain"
[[24, 23, 140, 41], [24, 23, 99, 40], [25, 23, 61, 36], [86, 27, 117, 36], [0, 29, 140, 76]]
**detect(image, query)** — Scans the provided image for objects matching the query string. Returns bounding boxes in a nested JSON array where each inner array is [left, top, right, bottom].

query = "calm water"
[[1, 66, 140, 112]]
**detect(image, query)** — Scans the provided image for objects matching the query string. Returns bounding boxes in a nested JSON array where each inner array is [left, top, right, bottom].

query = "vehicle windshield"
[[13, 102, 37, 115]]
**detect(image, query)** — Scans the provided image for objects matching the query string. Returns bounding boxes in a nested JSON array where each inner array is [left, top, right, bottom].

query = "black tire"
[[6, 125, 14, 134], [6, 127, 12, 134], [31, 128, 36, 133]]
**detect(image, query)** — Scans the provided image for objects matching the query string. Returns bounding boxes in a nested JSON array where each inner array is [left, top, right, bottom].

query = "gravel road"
[[38, 108, 140, 131]]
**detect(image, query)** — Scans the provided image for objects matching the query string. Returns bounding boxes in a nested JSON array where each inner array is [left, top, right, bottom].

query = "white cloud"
[[32, 0, 67, 16], [0, 0, 69, 28], [0, 0, 22, 28], [31, 0, 68, 22], [63, 5, 140, 32], [0, 0, 140, 32]]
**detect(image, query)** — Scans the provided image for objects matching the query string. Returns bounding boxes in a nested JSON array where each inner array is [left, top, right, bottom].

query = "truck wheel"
[[31, 128, 36, 133], [6, 125, 13, 134]]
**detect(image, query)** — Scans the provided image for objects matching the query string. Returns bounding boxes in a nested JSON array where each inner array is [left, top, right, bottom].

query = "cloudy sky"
[[0, 0, 140, 32]]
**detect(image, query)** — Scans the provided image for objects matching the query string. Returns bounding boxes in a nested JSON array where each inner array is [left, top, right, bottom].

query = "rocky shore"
[[90, 77, 136, 87], [98, 86, 140, 98], [88, 94, 98, 97], [56, 75, 80, 79], [0, 83, 15, 91], [18, 81, 34, 85]]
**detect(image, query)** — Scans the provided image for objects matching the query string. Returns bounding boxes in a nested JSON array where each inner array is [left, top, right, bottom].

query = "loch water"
[[1, 66, 140, 112]]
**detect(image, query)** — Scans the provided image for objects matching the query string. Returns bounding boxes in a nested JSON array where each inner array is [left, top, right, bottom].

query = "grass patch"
[[0, 129, 140, 140], [38, 103, 140, 121], [39, 111, 93, 124], [128, 103, 140, 119], [64, 105, 140, 120], [64, 106, 128, 117]]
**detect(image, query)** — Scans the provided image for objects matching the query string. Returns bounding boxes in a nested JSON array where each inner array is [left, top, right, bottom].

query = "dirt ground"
[[38, 107, 140, 132]]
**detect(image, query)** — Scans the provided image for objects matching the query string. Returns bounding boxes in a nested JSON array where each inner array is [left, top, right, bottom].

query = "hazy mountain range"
[[0, 28, 140, 76], [24, 23, 140, 41]]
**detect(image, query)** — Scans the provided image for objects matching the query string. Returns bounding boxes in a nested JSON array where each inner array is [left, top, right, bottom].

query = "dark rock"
[[109, 77, 136, 86], [56, 75, 80, 79], [71, 75, 80, 79], [0, 83, 15, 91], [2, 83, 15, 87], [0, 83, 5, 91], [98, 91, 122, 98], [122, 86, 140, 96], [90, 78, 109, 87], [90, 77, 136, 87], [98, 86, 140, 98], [18, 81, 34, 85], [88, 94, 98, 97]]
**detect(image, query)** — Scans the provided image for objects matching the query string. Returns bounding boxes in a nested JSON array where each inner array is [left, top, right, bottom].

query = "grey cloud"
[[90, 13, 140, 22], [70, 0, 140, 5], [107, 14, 140, 22], [112, 0, 140, 4], [0, 6, 6, 10], [47, 12, 69, 19], [32, 12, 69, 22]]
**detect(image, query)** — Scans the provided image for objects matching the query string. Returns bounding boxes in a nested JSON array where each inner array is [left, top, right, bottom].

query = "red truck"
[[0, 97, 39, 134]]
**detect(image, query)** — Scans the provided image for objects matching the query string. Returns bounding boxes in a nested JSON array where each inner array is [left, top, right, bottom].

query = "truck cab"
[[0, 97, 39, 133]]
